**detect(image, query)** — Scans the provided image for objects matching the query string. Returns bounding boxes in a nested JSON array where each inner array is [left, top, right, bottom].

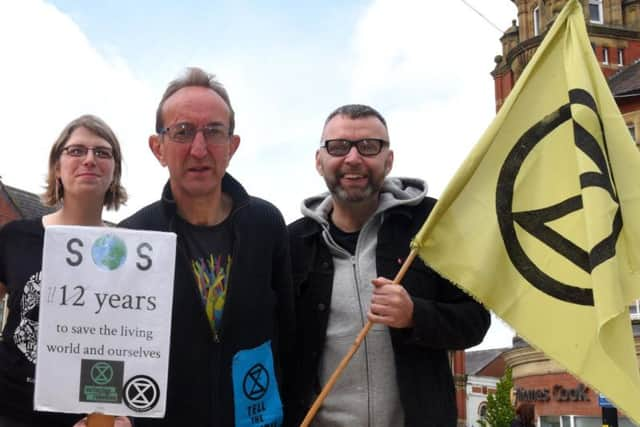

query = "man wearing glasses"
[[286, 104, 490, 426], [120, 67, 294, 426]]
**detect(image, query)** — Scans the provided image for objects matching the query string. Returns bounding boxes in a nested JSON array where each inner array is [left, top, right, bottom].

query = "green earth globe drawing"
[[91, 234, 127, 271]]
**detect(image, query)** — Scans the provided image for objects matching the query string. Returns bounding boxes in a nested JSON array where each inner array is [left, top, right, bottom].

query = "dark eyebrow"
[[204, 122, 227, 128], [66, 143, 112, 149]]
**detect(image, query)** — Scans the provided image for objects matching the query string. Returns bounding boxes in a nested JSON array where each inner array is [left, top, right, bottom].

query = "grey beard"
[[328, 180, 380, 204]]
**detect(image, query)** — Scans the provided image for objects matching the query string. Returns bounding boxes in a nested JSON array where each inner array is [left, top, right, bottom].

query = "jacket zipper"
[[170, 213, 225, 417], [169, 216, 211, 333], [210, 196, 247, 344], [351, 255, 372, 427]]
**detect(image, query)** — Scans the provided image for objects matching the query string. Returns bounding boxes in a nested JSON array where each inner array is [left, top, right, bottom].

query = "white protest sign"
[[34, 226, 176, 418]]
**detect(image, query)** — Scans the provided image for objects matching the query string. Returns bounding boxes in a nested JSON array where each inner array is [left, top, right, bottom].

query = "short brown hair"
[[155, 67, 235, 134], [42, 114, 127, 210]]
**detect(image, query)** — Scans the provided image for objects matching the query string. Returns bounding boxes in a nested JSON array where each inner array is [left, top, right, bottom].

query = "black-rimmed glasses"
[[322, 138, 388, 157], [62, 145, 114, 160], [159, 123, 231, 145]]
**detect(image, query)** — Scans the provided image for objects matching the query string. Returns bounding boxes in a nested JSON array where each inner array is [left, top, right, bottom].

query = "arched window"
[[478, 402, 488, 418], [533, 7, 541, 36]]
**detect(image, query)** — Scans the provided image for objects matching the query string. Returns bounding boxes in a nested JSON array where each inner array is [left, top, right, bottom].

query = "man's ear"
[[315, 150, 324, 176], [149, 135, 167, 166], [229, 135, 241, 159]]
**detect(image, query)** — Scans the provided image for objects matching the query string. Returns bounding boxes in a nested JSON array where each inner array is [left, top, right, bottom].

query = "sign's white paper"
[[34, 226, 175, 418]]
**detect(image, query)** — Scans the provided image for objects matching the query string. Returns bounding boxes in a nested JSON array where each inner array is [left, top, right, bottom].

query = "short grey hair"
[[155, 67, 235, 134], [324, 104, 387, 128]]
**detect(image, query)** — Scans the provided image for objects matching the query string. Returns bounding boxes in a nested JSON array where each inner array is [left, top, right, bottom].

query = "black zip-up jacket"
[[119, 174, 295, 426], [286, 196, 490, 426]]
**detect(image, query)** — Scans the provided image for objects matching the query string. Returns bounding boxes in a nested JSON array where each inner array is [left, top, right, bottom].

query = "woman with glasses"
[[0, 115, 130, 427]]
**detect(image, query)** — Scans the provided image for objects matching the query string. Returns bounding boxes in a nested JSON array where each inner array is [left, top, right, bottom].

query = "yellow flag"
[[412, 0, 640, 422]]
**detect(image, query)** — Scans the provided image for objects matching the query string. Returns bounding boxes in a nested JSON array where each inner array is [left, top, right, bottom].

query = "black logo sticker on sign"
[[123, 375, 160, 412]]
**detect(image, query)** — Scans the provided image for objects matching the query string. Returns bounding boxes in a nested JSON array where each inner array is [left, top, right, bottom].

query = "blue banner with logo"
[[232, 340, 283, 427]]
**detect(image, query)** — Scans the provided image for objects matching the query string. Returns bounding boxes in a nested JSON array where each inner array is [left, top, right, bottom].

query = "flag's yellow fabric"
[[412, 0, 640, 422]]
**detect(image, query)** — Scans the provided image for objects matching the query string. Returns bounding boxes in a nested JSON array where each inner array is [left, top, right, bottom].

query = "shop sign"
[[515, 383, 590, 403]]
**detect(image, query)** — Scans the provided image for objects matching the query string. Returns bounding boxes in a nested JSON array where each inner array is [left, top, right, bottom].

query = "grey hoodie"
[[300, 177, 427, 427]]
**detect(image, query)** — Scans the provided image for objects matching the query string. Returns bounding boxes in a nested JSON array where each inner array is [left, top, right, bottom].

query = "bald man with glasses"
[[286, 104, 491, 427], [120, 67, 294, 427]]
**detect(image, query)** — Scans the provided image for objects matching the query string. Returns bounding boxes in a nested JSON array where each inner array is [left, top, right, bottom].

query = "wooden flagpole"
[[300, 249, 419, 427], [87, 413, 115, 427]]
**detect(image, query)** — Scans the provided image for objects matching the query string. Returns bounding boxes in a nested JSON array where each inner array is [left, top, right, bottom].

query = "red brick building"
[[609, 60, 640, 143], [465, 348, 509, 427], [0, 180, 55, 227], [0, 180, 55, 328], [0, 182, 21, 226], [504, 330, 640, 426], [493, 0, 640, 115]]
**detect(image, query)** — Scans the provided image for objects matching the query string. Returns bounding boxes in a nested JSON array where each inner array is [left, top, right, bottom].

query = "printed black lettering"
[[93, 293, 156, 312], [60, 285, 86, 306], [136, 242, 153, 271], [121, 294, 134, 309], [94, 293, 107, 314], [66, 238, 83, 266], [108, 293, 122, 308]]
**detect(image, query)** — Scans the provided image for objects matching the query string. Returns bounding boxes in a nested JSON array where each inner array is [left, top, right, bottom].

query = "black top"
[[175, 215, 233, 339], [328, 218, 359, 255], [0, 218, 80, 425]]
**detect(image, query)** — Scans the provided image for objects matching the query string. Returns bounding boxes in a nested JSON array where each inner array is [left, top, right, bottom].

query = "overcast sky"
[[0, 0, 518, 350]]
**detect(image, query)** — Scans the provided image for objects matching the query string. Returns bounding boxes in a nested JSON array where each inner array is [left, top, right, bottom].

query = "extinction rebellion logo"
[[79, 359, 124, 403], [496, 89, 622, 306], [123, 375, 160, 412]]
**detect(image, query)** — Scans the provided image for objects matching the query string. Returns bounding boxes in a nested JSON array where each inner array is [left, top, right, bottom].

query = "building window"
[[540, 415, 561, 427], [603, 47, 609, 64], [618, 48, 624, 66], [478, 402, 488, 418], [590, 0, 603, 24], [533, 6, 541, 36]]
